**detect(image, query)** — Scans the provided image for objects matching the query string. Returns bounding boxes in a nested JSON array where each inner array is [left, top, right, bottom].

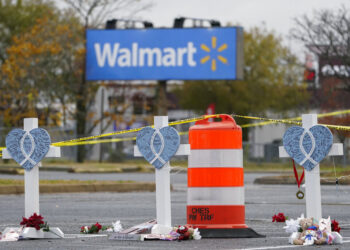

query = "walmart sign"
[[86, 27, 243, 80]]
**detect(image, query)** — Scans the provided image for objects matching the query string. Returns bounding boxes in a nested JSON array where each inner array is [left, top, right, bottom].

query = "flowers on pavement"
[[272, 213, 288, 222], [20, 213, 50, 232]]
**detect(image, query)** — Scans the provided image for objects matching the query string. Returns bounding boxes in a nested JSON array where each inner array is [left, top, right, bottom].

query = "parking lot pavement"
[[0, 173, 350, 249]]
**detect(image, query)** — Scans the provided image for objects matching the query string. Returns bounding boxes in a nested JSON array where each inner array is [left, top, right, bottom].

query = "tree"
[[291, 6, 350, 162], [291, 6, 350, 90], [174, 26, 308, 118], [0, 11, 85, 127], [62, 0, 152, 162], [0, 0, 54, 63], [291, 6, 350, 110]]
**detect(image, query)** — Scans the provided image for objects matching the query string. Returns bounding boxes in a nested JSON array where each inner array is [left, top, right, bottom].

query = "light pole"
[[102, 19, 154, 161]]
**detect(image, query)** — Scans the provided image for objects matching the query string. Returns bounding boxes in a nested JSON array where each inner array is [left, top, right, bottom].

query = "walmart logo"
[[200, 36, 228, 71], [93, 36, 228, 72], [87, 28, 239, 80]]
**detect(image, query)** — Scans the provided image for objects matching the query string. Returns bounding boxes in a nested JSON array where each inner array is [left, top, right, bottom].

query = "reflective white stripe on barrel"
[[189, 149, 243, 168], [187, 187, 245, 205]]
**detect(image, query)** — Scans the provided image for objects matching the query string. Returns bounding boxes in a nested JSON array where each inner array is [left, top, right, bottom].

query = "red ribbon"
[[292, 159, 304, 188]]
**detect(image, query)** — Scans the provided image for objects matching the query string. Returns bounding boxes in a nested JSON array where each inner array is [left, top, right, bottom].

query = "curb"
[[0, 182, 156, 195], [69, 168, 123, 173], [0, 165, 188, 174], [254, 175, 350, 185], [0, 166, 74, 173], [0, 168, 24, 175], [68, 166, 153, 173]]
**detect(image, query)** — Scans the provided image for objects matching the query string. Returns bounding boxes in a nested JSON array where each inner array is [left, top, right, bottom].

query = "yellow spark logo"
[[200, 36, 228, 71]]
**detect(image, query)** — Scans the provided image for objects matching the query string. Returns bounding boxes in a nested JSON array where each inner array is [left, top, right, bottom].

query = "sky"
[[58, 0, 350, 60], [137, 0, 350, 59]]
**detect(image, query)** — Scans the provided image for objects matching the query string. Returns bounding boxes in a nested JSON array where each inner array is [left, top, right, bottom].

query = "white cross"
[[2, 118, 61, 218], [134, 116, 190, 227], [279, 114, 343, 221]]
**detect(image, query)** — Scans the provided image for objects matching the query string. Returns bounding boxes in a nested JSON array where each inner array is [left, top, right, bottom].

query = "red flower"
[[95, 223, 102, 231], [20, 217, 28, 226], [176, 226, 190, 240], [176, 225, 188, 234], [332, 219, 341, 233], [20, 213, 45, 230], [272, 213, 286, 222]]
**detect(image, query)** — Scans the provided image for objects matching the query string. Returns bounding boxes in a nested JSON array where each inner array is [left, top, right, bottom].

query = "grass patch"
[[1, 158, 349, 174], [0, 179, 134, 186]]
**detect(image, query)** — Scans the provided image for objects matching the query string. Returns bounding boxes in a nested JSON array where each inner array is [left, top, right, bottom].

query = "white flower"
[[106, 228, 113, 232], [289, 232, 299, 244], [284, 218, 300, 233], [319, 217, 331, 232], [192, 228, 201, 240], [112, 220, 123, 233]]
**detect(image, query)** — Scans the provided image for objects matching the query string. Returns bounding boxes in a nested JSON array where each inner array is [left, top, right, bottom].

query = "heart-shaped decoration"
[[136, 126, 180, 169], [283, 125, 333, 171], [6, 128, 51, 170]]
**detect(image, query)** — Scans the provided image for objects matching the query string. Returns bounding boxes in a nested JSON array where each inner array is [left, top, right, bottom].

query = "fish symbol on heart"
[[136, 126, 180, 169], [283, 125, 333, 171], [6, 128, 51, 170]]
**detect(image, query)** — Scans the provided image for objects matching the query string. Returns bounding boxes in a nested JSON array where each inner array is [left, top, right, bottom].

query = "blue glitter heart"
[[136, 126, 180, 169], [283, 125, 333, 171], [6, 128, 51, 170]]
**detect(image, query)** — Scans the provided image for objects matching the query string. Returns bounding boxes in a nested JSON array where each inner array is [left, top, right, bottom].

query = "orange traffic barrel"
[[187, 114, 263, 238]]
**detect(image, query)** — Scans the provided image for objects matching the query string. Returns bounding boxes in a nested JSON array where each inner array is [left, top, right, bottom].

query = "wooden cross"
[[134, 116, 190, 227], [279, 114, 343, 221], [2, 118, 61, 218]]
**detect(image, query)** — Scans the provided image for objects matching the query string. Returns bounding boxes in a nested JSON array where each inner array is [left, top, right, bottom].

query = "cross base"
[[2, 227, 64, 239]]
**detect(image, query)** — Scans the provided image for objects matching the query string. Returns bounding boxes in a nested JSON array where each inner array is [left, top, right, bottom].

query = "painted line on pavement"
[[238, 240, 350, 250], [64, 234, 108, 238], [236, 246, 300, 250]]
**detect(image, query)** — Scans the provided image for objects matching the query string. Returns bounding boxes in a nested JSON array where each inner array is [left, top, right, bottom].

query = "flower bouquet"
[[0, 213, 64, 240], [18, 213, 64, 239], [144, 225, 201, 241], [272, 213, 288, 222], [80, 220, 123, 234]]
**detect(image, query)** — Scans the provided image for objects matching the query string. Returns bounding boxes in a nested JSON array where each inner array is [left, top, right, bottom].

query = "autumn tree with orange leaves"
[[0, 11, 90, 127]]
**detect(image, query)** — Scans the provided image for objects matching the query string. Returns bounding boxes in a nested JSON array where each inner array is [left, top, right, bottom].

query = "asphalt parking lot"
[[0, 172, 350, 249]]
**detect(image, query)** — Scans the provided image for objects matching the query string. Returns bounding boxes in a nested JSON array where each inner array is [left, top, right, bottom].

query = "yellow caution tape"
[[317, 109, 350, 118], [59, 137, 136, 146], [57, 130, 190, 146], [51, 127, 145, 147], [236, 109, 350, 128], [0, 110, 349, 149], [320, 124, 350, 132], [52, 115, 218, 147], [233, 114, 301, 127]]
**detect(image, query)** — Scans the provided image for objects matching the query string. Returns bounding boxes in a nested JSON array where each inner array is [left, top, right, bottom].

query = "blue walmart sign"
[[86, 27, 243, 80]]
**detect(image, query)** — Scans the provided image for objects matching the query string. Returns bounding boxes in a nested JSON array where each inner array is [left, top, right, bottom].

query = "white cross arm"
[[2, 146, 61, 159], [279, 143, 343, 158], [134, 144, 190, 157]]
